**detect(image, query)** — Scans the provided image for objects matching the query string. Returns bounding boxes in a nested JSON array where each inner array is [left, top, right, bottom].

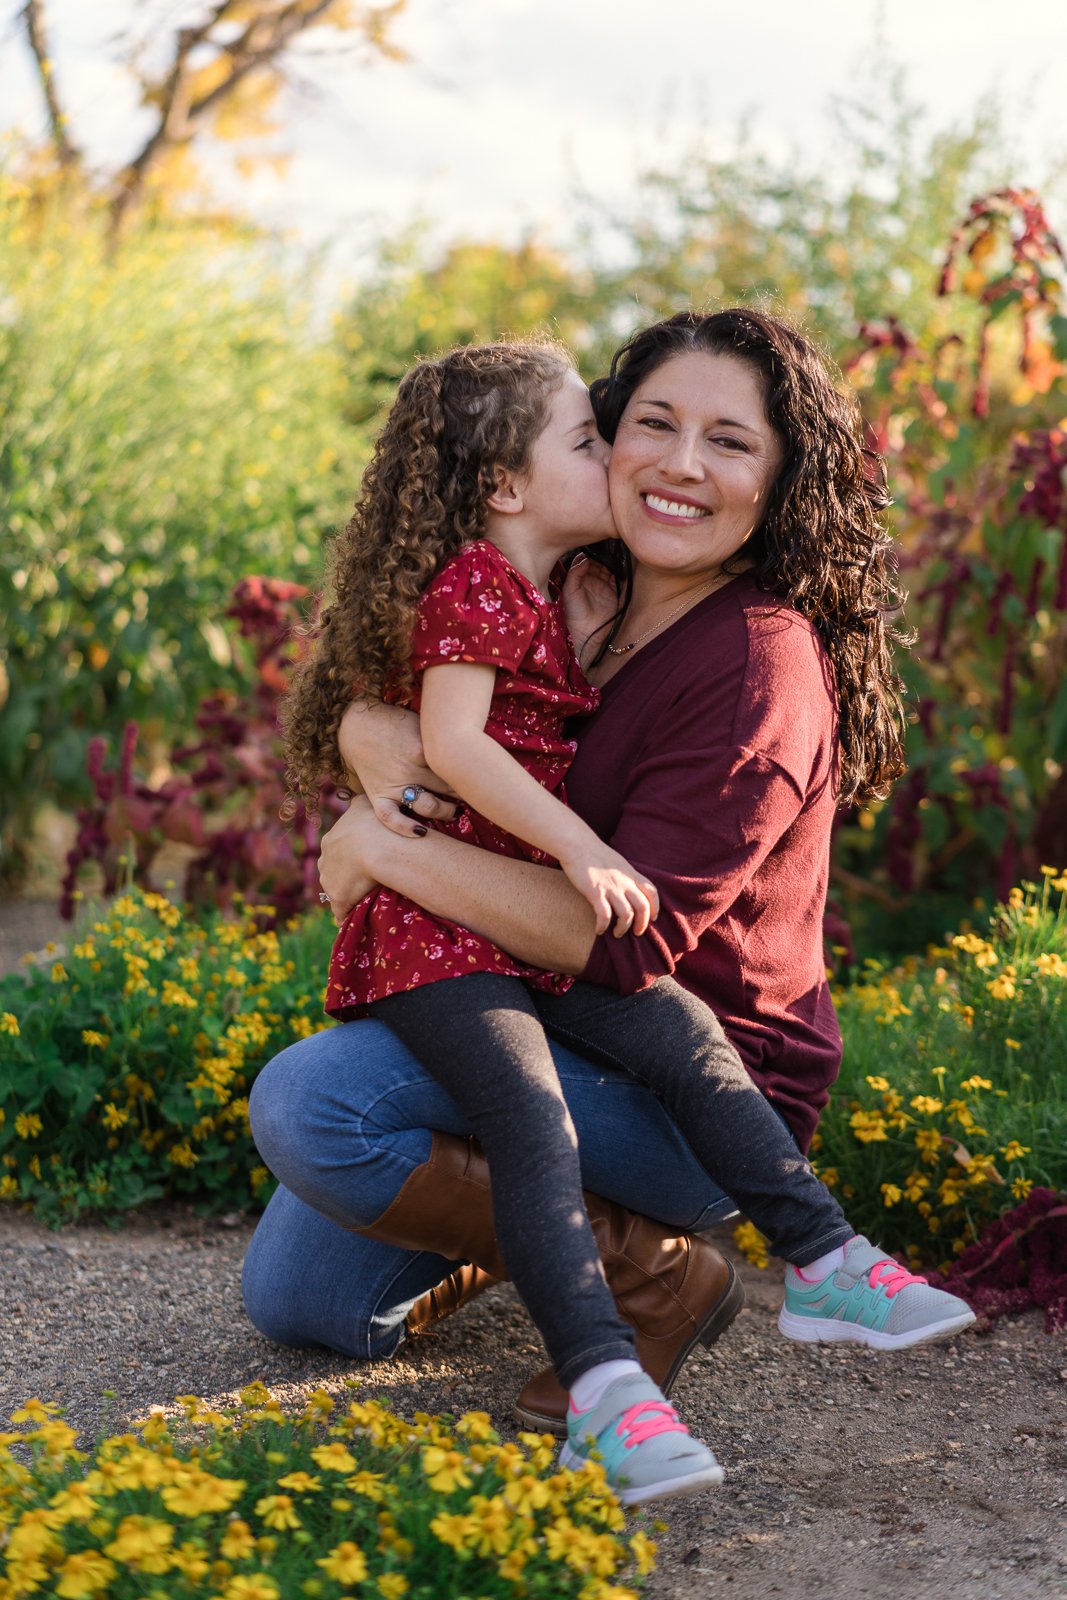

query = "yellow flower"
[[1012, 1176, 1034, 1200], [54, 1550, 116, 1597], [254, 1493, 301, 1530], [849, 1108, 888, 1143], [309, 1441, 357, 1473], [218, 1579, 281, 1600], [914, 1127, 942, 1164], [630, 1529, 658, 1575], [1000, 1141, 1031, 1162], [0, 1174, 17, 1197], [10, 1398, 60, 1424], [1, 1012, 20, 1035], [161, 981, 198, 1009], [881, 1183, 903, 1207], [503, 1474, 550, 1513], [162, 1469, 245, 1516], [344, 1469, 386, 1501], [51, 961, 68, 982], [316, 1541, 368, 1584], [101, 1103, 129, 1131], [14, 1112, 43, 1139], [73, 940, 96, 960], [904, 1171, 929, 1202], [986, 970, 1016, 1001], [104, 1514, 175, 1573], [865, 1075, 891, 1092], [430, 1511, 478, 1550], [499, 1548, 528, 1581], [910, 1096, 943, 1116], [220, 1520, 256, 1560], [1036, 951, 1067, 977], [421, 1445, 472, 1493], [167, 1141, 198, 1168], [377, 1577, 409, 1599], [82, 1030, 109, 1049], [960, 1076, 992, 1092], [733, 1219, 769, 1268], [276, 1471, 322, 1493]]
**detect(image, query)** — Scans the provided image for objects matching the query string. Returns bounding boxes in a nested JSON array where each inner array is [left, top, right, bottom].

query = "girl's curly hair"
[[282, 340, 574, 816], [589, 308, 910, 809]]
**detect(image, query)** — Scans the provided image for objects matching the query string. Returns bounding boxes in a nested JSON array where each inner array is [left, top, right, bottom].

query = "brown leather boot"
[[405, 1263, 497, 1337], [358, 1130, 744, 1427], [355, 1129, 508, 1279], [512, 1202, 745, 1437]]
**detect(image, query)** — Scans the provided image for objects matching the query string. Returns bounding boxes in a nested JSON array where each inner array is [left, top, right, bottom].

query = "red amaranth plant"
[[930, 1188, 1067, 1333], [61, 577, 343, 923], [835, 188, 1067, 937]]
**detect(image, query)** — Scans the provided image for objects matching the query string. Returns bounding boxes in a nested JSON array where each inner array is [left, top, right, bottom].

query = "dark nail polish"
[[413, 824, 428, 837]]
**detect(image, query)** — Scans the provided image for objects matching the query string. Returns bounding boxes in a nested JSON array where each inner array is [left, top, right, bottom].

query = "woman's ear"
[[485, 468, 525, 516]]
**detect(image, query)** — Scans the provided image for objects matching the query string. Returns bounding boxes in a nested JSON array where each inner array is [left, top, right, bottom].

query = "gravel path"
[[3, 898, 1066, 1598], [2, 1207, 1065, 1600]]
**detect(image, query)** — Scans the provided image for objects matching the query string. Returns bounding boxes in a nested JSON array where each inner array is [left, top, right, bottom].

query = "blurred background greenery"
[[2, 1, 1066, 960]]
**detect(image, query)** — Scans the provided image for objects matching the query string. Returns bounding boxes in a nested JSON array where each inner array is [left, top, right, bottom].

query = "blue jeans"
[[242, 1019, 736, 1360]]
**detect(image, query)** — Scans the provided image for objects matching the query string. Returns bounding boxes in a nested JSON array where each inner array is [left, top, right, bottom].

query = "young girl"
[[283, 341, 973, 1505]]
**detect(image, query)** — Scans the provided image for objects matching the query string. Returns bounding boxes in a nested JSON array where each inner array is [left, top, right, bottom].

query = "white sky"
[[2, 0, 1065, 257]]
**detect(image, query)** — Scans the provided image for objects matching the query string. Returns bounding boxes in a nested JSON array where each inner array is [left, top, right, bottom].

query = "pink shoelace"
[[868, 1259, 928, 1298], [615, 1401, 687, 1450]]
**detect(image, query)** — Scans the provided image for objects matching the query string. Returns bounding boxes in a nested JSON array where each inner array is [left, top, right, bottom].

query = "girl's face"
[[517, 371, 616, 554], [607, 350, 782, 578]]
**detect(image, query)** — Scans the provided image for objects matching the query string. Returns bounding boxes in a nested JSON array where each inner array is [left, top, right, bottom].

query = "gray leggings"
[[370, 972, 851, 1388]]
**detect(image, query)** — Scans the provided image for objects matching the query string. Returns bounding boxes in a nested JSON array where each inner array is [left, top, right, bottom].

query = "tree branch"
[[107, 0, 367, 236], [20, 0, 81, 168]]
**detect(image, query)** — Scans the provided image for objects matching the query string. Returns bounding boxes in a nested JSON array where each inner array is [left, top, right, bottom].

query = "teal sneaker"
[[778, 1236, 976, 1351], [559, 1372, 723, 1508]]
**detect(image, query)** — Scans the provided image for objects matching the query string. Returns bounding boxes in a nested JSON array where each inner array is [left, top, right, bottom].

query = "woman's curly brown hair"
[[589, 308, 910, 809], [282, 340, 574, 816]]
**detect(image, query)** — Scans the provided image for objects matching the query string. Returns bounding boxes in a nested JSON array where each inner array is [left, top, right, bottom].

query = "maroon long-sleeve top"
[[565, 572, 842, 1153]]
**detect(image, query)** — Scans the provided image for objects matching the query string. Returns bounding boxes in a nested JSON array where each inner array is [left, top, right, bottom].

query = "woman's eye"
[[636, 415, 670, 430], [713, 436, 748, 452]]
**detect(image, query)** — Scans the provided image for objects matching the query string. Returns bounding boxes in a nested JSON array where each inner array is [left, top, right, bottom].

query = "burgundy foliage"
[[930, 1188, 1067, 1333], [61, 577, 344, 923]]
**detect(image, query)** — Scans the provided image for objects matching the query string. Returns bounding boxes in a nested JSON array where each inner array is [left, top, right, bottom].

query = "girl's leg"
[[245, 1017, 732, 1358], [533, 977, 853, 1265], [369, 974, 636, 1389]]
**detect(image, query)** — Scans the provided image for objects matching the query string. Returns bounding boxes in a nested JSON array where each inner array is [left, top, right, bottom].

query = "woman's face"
[[607, 350, 783, 578]]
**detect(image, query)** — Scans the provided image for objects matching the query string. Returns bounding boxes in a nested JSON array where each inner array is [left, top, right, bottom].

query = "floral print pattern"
[[325, 541, 600, 1017]]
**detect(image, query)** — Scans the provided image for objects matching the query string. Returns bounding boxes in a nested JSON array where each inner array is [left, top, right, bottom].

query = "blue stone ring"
[[401, 786, 422, 807]]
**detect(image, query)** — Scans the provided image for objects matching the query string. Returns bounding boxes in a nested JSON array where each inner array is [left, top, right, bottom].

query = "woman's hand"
[[318, 796, 391, 923], [557, 841, 660, 938], [338, 699, 458, 839], [563, 553, 623, 664]]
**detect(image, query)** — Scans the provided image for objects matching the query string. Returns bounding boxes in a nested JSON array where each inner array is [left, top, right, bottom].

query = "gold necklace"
[[605, 577, 725, 656]]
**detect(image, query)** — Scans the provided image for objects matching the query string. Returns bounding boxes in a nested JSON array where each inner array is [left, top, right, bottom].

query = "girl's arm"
[[419, 660, 659, 936], [319, 796, 597, 971]]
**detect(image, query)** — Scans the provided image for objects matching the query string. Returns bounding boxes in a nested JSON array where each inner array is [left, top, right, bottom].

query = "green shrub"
[[805, 870, 1067, 1267], [0, 887, 336, 1223], [0, 1387, 656, 1598], [0, 187, 357, 873]]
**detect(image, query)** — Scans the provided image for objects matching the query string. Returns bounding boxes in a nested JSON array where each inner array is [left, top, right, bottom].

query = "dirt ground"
[[2, 900, 1066, 1599]]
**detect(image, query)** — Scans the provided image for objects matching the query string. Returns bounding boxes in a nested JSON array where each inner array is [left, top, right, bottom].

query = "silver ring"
[[318, 891, 331, 904], [401, 785, 422, 807]]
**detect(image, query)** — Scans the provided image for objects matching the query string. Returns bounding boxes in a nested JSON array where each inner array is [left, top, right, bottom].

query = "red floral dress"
[[324, 540, 600, 1018]]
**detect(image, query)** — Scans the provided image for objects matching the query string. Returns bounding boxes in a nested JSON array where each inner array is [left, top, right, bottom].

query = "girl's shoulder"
[[422, 540, 545, 617]]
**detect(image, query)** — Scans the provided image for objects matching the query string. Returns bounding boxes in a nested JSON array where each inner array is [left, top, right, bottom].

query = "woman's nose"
[[658, 430, 703, 480]]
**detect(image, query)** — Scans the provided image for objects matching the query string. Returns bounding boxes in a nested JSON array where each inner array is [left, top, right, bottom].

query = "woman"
[[244, 307, 915, 1435]]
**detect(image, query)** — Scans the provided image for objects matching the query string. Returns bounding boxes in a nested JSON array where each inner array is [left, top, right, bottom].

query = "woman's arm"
[[336, 699, 458, 832], [419, 661, 658, 935], [318, 797, 598, 971]]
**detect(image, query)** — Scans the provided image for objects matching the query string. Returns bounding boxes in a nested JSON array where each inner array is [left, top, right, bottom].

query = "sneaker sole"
[[559, 1442, 725, 1506], [777, 1305, 977, 1350]]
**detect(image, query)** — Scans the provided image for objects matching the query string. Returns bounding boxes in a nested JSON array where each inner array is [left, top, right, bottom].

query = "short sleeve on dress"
[[411, 542, 541, 675]]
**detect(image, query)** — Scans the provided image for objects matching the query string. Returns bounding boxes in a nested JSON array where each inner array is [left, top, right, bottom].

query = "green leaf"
[[1049, 675, 1067, 763]]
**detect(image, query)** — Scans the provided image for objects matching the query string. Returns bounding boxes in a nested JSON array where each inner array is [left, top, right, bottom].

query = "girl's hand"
[[337, 700, 457, 836], [558, 844, 660, 938], [562, 554, 623, 663], [318, 795, 390, 924]]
